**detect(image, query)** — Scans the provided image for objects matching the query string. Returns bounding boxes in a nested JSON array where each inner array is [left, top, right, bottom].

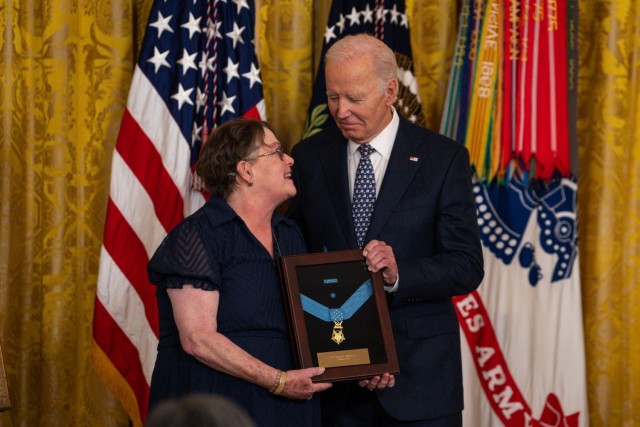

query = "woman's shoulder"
[[171, 197, 238, 238], [272, 210, 302, 236], [272, 211, 306, 256]]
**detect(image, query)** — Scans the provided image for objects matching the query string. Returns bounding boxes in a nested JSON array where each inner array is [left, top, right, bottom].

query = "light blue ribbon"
[[300, 279, 373, 322]]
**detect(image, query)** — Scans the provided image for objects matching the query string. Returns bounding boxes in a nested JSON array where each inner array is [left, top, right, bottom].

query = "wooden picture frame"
[[0, 344, 10, 412], [277, 249, 399, 382]]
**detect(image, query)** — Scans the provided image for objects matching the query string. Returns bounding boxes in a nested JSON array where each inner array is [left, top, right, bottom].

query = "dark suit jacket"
[[288, 116, 484, 421]]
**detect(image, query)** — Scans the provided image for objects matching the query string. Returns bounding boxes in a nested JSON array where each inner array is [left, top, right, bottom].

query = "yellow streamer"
[[464, 0, 502, 179]]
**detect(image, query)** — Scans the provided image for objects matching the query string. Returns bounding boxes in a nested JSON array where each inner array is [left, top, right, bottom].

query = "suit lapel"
[[367, 120, 424, 240], [320, 130, 358, 248]]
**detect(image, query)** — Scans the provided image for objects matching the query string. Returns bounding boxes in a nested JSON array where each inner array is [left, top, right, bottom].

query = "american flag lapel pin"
[[409, 156, 419, 162]]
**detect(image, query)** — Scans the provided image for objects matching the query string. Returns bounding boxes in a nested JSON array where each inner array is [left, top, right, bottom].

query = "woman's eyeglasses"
[[244, 146, 285, 162]]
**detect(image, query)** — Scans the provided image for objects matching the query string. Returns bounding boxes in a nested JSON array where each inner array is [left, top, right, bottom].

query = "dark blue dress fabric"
[[147, 197, 317, 426]]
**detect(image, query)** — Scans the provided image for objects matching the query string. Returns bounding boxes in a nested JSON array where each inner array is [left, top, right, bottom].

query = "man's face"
[[325, 55, 397, 144]]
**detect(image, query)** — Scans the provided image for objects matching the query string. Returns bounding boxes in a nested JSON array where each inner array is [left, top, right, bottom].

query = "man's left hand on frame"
[[362, 240, 398, 285]]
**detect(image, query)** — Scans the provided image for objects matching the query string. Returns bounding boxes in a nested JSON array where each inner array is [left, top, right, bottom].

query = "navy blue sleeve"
[[147, 217, 221, 291]]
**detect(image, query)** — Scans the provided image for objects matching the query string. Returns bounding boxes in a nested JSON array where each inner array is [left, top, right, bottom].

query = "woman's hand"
[[278, 367, 332, 400], [169, 286, 332, 401]]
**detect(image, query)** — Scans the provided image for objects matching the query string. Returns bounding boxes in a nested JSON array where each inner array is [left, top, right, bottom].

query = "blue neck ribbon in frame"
[[300, 279, 373, 345]]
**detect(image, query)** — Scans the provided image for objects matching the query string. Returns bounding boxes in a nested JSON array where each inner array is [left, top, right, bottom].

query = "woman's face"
[[248, 127, 296, 205]]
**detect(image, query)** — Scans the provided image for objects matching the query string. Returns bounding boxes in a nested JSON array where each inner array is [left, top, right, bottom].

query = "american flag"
[[91, 0, 264, 425]]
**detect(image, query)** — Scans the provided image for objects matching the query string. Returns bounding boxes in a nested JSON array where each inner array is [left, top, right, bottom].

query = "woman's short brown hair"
[[195, 118, 273, 199]]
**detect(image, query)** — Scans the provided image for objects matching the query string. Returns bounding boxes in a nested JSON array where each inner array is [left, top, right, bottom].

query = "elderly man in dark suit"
[[288, 34, 484, 427]]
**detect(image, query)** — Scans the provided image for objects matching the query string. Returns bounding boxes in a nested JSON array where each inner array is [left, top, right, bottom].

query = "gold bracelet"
[[272, 371, 287, 396], [269, 370, 283, 394]]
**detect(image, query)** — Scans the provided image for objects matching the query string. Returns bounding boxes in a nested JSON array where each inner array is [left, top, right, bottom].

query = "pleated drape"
[[0, 0, 638, 425], [0, 0, 151, 425], [577, 2, 640, 426]]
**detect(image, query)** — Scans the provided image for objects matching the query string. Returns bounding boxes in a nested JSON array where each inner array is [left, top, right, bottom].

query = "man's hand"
[[358, 372, 396, 391], [362, 240, 398, 285]]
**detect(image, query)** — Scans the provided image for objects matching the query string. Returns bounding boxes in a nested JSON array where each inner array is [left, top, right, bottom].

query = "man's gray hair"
[[325, 33, 398, 92]]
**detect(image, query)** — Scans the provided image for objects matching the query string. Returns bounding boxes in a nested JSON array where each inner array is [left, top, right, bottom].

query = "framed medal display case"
[[277, 249, 399, 382]]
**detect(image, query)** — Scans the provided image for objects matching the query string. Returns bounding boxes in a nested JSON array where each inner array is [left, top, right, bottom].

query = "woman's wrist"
[[269, 369, 287, 395]]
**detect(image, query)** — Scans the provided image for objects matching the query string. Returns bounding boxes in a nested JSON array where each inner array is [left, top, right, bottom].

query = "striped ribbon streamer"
[[501, 0, 521, 180], [489, 49, 504, 180], [516, 0, 536, 176], [440, 0, 473, 142], [537, 0, 570, 179], [531, 0, 550, 178], [464, 0, 502, 179], [516, 0, 569, 180]]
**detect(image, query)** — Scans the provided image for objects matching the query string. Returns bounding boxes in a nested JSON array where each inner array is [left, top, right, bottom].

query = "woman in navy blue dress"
[[147, 119, 332, 426]]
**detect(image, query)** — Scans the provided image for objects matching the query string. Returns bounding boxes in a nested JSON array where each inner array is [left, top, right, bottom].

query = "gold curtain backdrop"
[[0, 0, 638, 425], [577, 2, 640, 425]]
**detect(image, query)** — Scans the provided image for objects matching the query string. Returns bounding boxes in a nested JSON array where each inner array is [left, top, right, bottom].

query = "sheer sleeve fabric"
[[148, 217, 220, 291]]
